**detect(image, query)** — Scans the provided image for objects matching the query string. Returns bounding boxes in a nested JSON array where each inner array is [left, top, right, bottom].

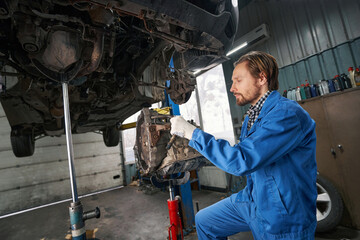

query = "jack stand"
[[152, 175, 188, 240], [168, 180, 184, 240], [62, 82, 100, 239]]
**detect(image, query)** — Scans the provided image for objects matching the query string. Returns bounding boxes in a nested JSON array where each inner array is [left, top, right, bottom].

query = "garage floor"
[[0, 185, 359, 240]]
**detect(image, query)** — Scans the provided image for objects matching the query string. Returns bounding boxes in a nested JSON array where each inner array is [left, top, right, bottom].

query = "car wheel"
[[103, 126, 119, 147], [316, 175, 343, 233], [10, 130, 35, 157]]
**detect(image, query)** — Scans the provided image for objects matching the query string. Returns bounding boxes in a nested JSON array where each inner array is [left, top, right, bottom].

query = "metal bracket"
[[150, 171, 190, 188], [148, 123, 171, 147], [32, 58, 83, 83]]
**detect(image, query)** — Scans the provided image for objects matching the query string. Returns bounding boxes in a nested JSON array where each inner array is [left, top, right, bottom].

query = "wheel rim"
[[316, 182, 332, 221]]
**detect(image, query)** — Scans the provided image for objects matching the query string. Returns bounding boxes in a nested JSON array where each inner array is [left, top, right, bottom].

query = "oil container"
[[348, 67, 356, 88], [328, 79, 336, 93], [310, 84, 319, 97], [295, 86, 301, 101], [341, 73, 352, 89], [338, 75, 346, 90], [283, 90, 287, 98], [300, 84, 306, 100], [290, 88, 296, 100], [319, 80, 329, 95], [333, 77, 341, 91], [355, 67, 360, 86], [304, 83, 312, 99]]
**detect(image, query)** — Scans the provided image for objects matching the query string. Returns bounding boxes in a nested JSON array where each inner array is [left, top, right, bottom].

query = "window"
[[181, 65, 235, 145]]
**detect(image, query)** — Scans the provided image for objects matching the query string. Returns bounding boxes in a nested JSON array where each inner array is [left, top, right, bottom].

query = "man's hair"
[[234, 51, 279, 90]]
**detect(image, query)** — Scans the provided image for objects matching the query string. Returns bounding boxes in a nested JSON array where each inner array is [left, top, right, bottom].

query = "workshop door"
[[0, 105, 123, 216]]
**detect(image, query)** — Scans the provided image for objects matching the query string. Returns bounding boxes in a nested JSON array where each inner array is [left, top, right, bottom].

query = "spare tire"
[[103, 126, 119, 147], [316, 175, 344, 232]]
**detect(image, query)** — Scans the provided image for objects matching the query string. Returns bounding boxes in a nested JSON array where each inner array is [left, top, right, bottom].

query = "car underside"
[[0, 0, 238, 161]]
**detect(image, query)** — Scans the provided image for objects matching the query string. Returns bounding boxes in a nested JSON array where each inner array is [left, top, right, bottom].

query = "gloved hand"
[[170, 116, 196, 140]]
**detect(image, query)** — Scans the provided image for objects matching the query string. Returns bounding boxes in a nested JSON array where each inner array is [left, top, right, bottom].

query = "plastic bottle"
[[341, 73, 351, 89], [319, 80, 329, 95], [304, 83, 312, 99], [348, 67, 356, 88], [333, 77, 341, 91], [300, 84, 306, 100], [318, 80, 324, 95], [316, 84, 321, 96], [337, 75, 346, 90], [310, 84, 318, 97], [327, 79, 336, 93], [355, 67, 360, 86], [283, 90, 288, 98], [286, 88, 291, 100], [290, 88, 296, 100], [323, 80, 330, 94], [295, 86, 301, 101], [290, 89, 294, 100]]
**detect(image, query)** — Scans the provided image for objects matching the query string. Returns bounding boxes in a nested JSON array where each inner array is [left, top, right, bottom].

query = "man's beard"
[[235, 93, 250, 106], [235, 90, 262, 106]]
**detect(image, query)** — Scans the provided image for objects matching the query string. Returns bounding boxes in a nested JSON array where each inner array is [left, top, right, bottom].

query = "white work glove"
[[170, 116, 196, 140]]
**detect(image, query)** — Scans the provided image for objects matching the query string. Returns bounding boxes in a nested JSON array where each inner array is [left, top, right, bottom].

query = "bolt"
[[23, 43, 39, 53]]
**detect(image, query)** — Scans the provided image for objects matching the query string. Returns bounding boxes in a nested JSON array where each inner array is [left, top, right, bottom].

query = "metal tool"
[[62, 82, 100, 240], [166, 135, 177, 150], [150, 172, 190, 188]]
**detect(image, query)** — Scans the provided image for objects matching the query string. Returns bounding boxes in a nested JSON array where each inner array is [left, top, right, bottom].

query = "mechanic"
[[170, 51, 317, 240]]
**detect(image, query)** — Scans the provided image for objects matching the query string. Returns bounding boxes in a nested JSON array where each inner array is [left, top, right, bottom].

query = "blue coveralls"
[[189, 91, 317, 239]]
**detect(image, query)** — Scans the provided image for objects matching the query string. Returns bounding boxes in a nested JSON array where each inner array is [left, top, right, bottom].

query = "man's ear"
[[259, 72, 268, 86]]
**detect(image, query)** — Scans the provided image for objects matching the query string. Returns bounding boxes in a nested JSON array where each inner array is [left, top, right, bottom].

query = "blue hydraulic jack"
[[62, 82, 100, 239]]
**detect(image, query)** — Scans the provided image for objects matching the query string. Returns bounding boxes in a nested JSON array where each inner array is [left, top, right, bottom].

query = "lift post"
[[164, 74, 196, 234]]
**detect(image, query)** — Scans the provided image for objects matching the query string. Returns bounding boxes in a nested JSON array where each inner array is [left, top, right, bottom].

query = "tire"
[[103, 126, 119, 147], [10, 130, 35, 157], [316, 175, 343, 233]]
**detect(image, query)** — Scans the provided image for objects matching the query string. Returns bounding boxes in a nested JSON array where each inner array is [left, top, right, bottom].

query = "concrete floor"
[[0, 185, 359, 240]]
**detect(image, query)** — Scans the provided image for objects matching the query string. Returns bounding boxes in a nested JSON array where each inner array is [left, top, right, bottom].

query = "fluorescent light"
[[226, 42, 248, 56], [232, 0, 238, 8], [193, 69, 202, 75]]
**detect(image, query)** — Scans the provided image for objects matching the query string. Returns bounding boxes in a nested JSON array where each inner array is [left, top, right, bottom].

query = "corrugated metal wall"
[[278, 39, 360, 91], [223, 0, 360, 139], [0, 105, 123, 215]]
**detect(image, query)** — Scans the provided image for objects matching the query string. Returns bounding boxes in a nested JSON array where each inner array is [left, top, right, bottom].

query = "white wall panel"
[[0, 170, 122, 214], [198, 166, 228, 190], [0, 153, 121, 191], [0, 141, 120, 169], [0, 105, 123, 215]]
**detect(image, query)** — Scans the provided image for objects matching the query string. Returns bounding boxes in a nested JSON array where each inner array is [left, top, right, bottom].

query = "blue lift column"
[[165, 58, 196, 234]]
